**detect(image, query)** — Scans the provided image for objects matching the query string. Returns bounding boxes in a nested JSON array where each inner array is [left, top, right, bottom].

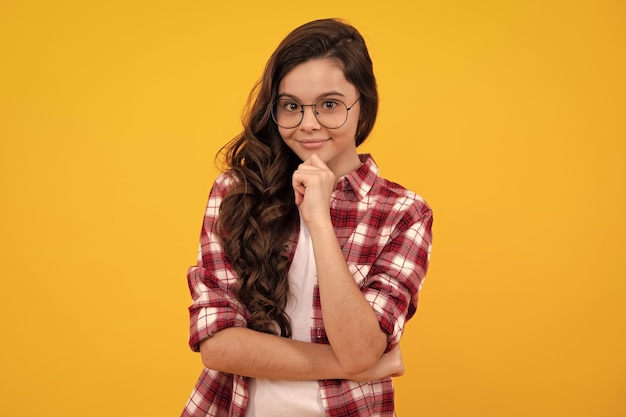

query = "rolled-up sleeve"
[[361, 201, 433, 352], [187, 174, 248, 352]]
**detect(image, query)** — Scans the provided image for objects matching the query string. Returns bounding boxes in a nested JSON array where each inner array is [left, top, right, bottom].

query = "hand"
[[292, 154, 336, 225], [350, 345, 405, 382]]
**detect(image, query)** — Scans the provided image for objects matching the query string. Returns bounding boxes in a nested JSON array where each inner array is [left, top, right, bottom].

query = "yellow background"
[[1, 1, 624, 416]]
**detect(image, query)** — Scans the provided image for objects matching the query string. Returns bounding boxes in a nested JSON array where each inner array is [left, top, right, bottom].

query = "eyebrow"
[[276, 91, 347, 101]]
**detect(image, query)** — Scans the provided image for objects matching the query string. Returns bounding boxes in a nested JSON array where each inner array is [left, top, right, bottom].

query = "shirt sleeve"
[[187, 174, 248, 352], [361, 199, 433, 352]]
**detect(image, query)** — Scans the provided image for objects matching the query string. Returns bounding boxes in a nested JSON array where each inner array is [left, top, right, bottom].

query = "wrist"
[[301, 210, 333, 232]]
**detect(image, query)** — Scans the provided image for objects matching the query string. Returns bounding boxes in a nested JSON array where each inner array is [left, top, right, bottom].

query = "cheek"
[[339, 119, 359, 140]]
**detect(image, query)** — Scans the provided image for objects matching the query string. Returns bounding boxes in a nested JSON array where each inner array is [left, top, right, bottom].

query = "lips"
[[296, 138, 331, 150], [297, 138, 330, 143]]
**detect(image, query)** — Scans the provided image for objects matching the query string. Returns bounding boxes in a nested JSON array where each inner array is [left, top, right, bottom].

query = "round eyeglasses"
[[271, 97, 360, 129]]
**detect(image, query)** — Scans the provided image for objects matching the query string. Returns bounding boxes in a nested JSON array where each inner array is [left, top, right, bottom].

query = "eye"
[[321, 100, 339, 110], [278, 100, 301, 112]]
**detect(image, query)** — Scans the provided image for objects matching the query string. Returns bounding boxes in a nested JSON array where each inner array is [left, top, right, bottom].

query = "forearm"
[[309, 219, 388, 374], [199, 327, 350, 380]]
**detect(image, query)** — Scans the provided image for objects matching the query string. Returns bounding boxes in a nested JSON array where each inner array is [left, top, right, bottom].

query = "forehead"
[[278, 57, 357, 100]]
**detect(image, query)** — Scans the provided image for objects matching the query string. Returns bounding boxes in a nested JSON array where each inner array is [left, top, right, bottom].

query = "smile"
[[296, 139, 331, 150]]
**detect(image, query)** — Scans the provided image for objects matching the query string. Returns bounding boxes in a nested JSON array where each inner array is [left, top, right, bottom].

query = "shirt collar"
[[335, 154, 378, 201]]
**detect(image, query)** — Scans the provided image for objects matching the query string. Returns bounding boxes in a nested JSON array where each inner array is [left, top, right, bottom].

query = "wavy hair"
[[217, 18, 379, 337]]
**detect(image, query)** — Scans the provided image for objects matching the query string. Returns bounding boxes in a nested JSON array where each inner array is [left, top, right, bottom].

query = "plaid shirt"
[[182, 154, 433, 417]]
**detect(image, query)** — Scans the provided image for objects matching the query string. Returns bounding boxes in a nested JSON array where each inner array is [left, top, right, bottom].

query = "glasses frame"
[[271, 97, 360, 129]]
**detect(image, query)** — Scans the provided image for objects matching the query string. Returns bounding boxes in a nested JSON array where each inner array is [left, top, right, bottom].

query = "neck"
[[330, 154, 362, 180]]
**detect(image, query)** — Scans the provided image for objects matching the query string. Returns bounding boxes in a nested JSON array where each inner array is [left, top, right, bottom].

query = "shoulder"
[[209, 171, 238, 197], [349, 154, 432, 223], [371, 174, 432, 221], [203, 171, 238, 218], [215, 170, 237, 188]]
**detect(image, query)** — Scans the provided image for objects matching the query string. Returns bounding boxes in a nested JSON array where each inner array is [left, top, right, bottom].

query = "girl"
[[182, 18, 433, 417]]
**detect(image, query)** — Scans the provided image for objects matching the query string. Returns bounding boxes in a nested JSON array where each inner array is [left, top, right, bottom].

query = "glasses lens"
[[315, 99, 348, 129], [272, 99, 302, 128]]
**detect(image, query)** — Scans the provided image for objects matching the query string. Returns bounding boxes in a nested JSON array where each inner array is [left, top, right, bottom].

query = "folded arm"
[[199, 326, 403, 382]]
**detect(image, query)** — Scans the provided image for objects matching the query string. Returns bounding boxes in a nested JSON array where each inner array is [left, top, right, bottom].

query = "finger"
[[292, 173, 306, 205], [296, 164, 323, 173], [292, 181, 305, 205], [303, 154, 329, 169], [294, 188, 303, 205]]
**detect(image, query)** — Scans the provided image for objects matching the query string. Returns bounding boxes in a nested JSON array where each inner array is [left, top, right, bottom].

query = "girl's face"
[[276, 57, 362, 178]]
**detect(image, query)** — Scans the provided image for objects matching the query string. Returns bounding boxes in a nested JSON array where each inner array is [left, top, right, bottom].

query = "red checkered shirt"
[[182, 154, 433, 417]]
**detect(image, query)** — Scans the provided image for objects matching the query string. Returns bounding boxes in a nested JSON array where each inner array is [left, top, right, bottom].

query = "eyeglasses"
[[271, 97, 360, 129]]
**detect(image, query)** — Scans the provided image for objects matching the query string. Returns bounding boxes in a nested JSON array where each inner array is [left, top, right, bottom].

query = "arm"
[[190, 262, 402, 381], [199, 327, 404, 381], [188, 173, 402, 381], [309, 218, 388, 374], [292, 155, 433, 373], [292, 155, 387, 374], [200, 327, 339, 380]]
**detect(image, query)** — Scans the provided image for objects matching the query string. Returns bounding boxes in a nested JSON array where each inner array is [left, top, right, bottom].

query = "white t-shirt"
[[245, 218, 325, 417]]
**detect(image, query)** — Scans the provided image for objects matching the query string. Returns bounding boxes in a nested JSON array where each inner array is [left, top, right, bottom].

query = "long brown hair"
[[217, 18, 379, 337]]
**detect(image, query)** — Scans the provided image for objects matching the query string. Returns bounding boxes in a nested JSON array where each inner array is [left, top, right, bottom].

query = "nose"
[[299, 104, 321, 131]]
